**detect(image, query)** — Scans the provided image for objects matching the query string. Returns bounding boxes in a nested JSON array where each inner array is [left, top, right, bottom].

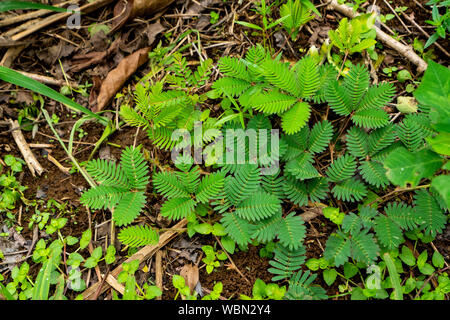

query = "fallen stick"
[[155, 250, 163, 300], [9, 0, 115, 42], [8, 119, 44, 177], [327, 0, 428, 73], [0, 0, 78, 28], [403, 14, 450, 58], [28, 143, 54, 148], [0, 45, 26, 68], [105, 273, 125, 295], [46, 152, 71, 174], [16, 70, 78, 88], [81, 219, 188, 300]]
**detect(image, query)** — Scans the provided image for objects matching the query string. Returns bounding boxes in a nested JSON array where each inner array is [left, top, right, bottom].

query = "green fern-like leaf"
[[175, 166, 200, 193], [307, 178, 329, 203], [261, 173, 286, 200], [235, 191, 281, 221], [373, 215, 404, 250], [325, 65, 395, 129], [285, 270, 328, 300], [325, 81, 352, 116], [221, 212, 255, 246], [212, 77, 251, 97], [160, 197, 196, 221], [118, 225, 159, 247], [224, 164, 261, 206], [149, 90, 188, 110], [192, 58, 213, 85], [277, 212, 306, 250], [280, 127, 309, 161], [359, 82, 395, 111], [404, 113, 435, 137], [268, 244, 306, 281], [308, 120, 333, 154], [153, 171, 191, 199], [358, 206, 378, 229], [350, 229, 379, 266], [114, 191, 146, 226], [281, 102, 311, 134], [283, 177, 308, 206], [80, 186, 127, 210], [285, 152, 320, 180], [324, 231, 351, 267], [120, 105, 149, 128], [313, 63, 338, 103], [252, 212, 283, 243], [352, 108, 389, 129], [342, 212, 363, 235], [195, 172, 225, 204], [85, 159, 129, 189], [218, 57, 251, 81], [295, 56, 320, 98], [344, 64, 370, 109], [326, 153, 357, 182], [251, 90, 298, 114], [414, 190, 446, 236], [368, 124, 397, 156], [81, 145, 150, 227], [331, 178, 367, 202], [152, 104, 183, 129], [384, 202, 418, 231], [359, 160, 389, 188], [120, 146, 149, 189], [397, 116, 429, 152], [133, 83, 152, 114], [260, 59, 300, 96], [245, 44, 267, 67], [346, 126, 369, 159], [147, 127, 178, 151]]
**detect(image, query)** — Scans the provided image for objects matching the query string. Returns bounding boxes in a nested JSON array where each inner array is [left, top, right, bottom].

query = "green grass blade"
[[32, 254, 56, 300], [382, 252, 403, 300], [0, 283, 15, 300], [0, 1, 67, 12], [42, 108, 97, 188], [0, 66, 108, 126]]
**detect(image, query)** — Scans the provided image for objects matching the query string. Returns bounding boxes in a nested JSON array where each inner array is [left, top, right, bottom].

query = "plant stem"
[[368, 184, 431, 207]]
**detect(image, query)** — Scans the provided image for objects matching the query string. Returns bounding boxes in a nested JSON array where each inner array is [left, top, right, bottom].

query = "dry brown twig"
[[381, 0, 411, 34], [0, 0, 78, 28], [82, 219, 188, 299], [5, 0, 115, 42], [402, 14, 450, 58], [155, 250, 164, 300], [212, 234, 250, 285]]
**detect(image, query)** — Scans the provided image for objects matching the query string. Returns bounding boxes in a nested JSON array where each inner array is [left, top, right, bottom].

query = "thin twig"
[[382, 0, 412, 34], [403, 14, 450, 58], [368, 184, 431, 207], [8, 119, 44, 177], [212, 234, 250, 285]]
